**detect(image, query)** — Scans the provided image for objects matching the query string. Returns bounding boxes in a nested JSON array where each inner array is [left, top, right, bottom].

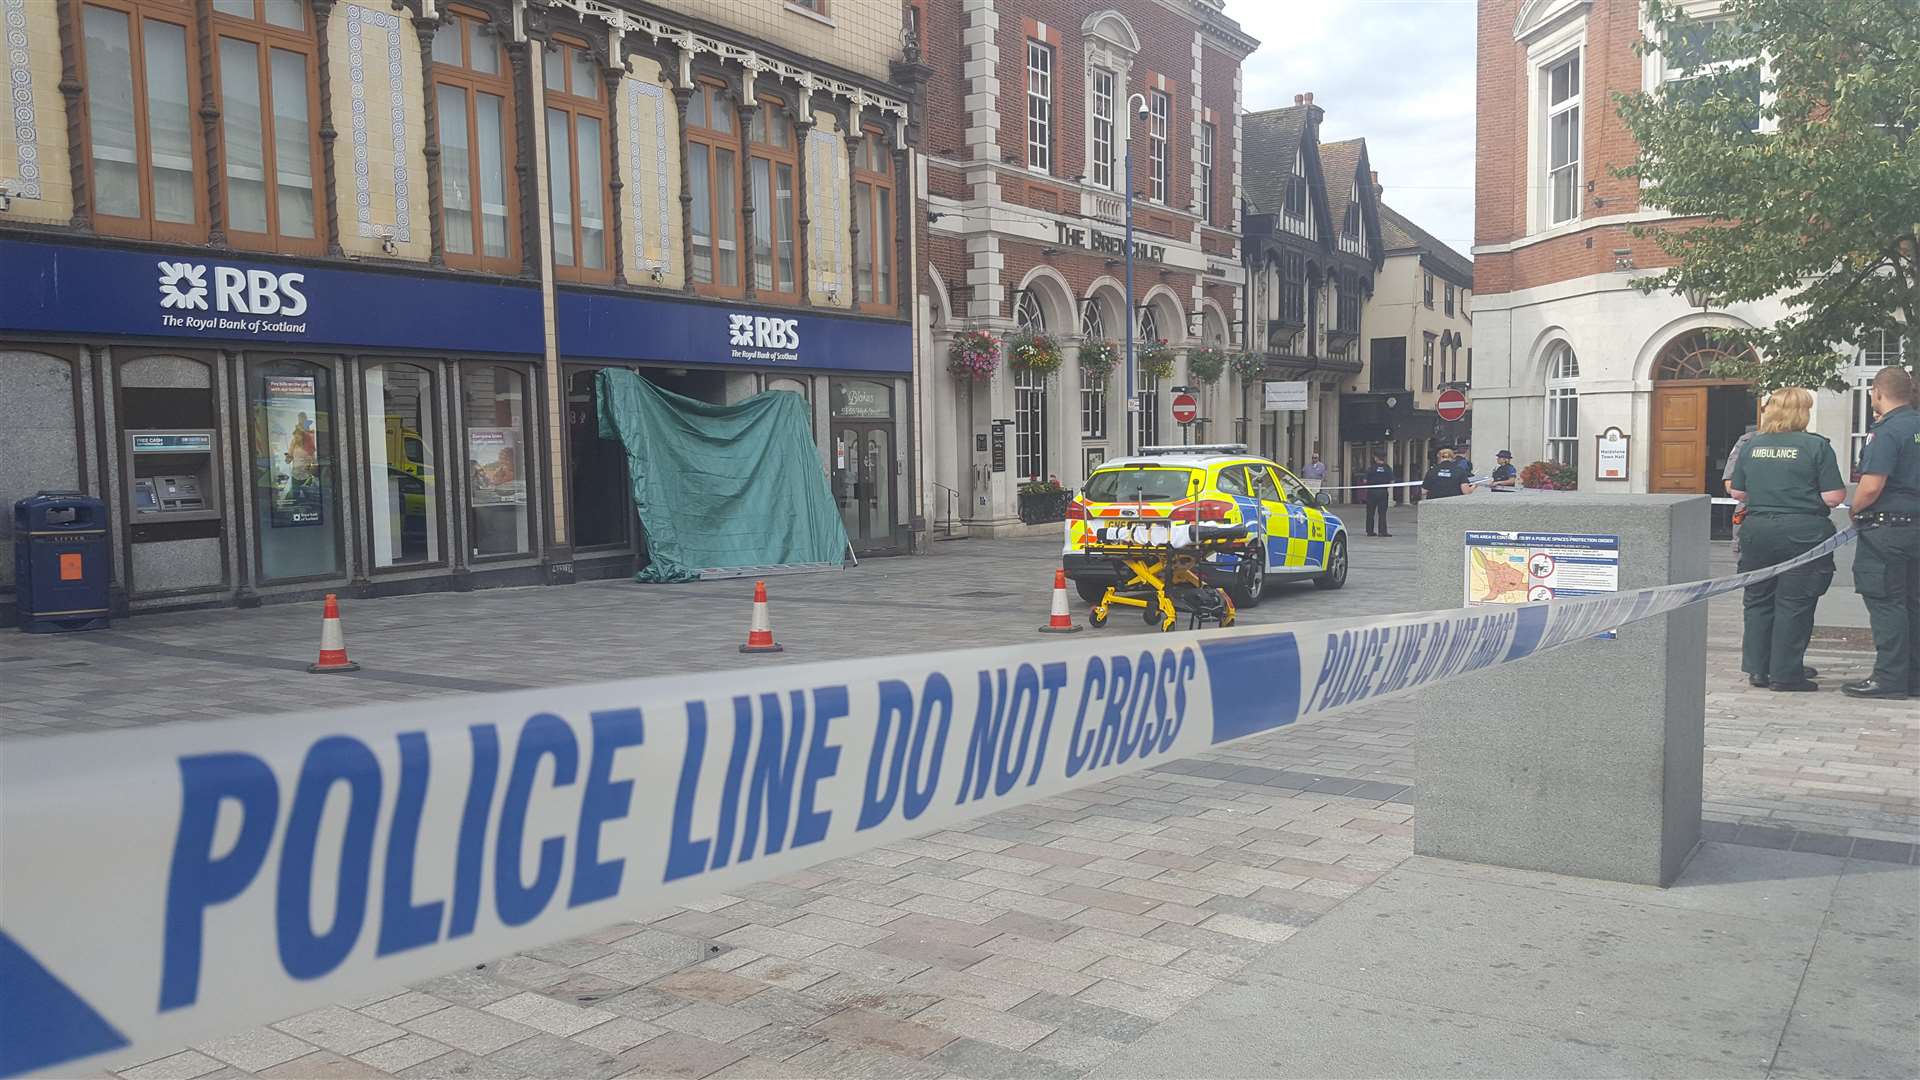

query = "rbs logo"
[[729, 313, 800, 352], [157, 261, 309, 317]]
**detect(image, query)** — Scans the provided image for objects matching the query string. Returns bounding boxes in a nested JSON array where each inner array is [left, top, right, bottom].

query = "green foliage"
[[1187, 348, 1228, 383], [1229, 352, 1267, 380], [1614, 0, 1919, 391], [1138, 340, 1175, 380], [1007, 330, 1065, 375], [1078, 339, 1121, 382]]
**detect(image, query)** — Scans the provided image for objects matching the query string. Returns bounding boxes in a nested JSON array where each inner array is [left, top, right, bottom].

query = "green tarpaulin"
[[595, 369, 848, 582]]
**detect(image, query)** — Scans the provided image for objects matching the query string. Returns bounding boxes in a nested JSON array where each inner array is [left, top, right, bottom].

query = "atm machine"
[[123, 429, 224, 595]]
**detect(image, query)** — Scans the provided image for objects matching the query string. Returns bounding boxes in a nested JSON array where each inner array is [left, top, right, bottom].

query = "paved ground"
[[6, 523, 1914, 1079]]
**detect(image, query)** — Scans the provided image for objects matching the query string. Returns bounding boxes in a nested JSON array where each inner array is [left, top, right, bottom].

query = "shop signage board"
[[829, 381, 893, 419], [0, 238, 911, 374], [1264, 381, 1308, 411]]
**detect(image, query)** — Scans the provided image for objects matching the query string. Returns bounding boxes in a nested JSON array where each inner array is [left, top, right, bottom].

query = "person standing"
[[1422, 447, 1474, 499], [1727, 388, 1847, 692], [1454, 445, 1475, 480], [1362, 450, 1396, 536], [1723, 425, 1758, 555], [1843, 365, 1920, 700], [1488, 450, 1518, 491], [1303, 452, 1327, 487]]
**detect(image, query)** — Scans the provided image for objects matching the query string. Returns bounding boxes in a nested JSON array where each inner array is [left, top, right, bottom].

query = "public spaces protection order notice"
[[1465, 530, 1622, 639], [0, 528, 1852, 1078]]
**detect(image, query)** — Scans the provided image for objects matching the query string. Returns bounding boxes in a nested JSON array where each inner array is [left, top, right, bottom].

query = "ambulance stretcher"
[[1081, 521, 1253, 632]]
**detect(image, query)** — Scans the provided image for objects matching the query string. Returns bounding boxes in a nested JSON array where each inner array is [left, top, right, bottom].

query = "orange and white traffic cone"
[[307, 593, 361, 673], [1038, 569, 1084, 634], [739, 579, 784, 654]]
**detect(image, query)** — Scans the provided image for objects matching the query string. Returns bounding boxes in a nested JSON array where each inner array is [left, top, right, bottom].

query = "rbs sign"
[[728, 313, 801, 361], [157, 260, 311, 334]]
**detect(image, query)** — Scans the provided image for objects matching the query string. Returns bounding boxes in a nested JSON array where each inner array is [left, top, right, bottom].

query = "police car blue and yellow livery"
[[1063, 444, 1349, 607]]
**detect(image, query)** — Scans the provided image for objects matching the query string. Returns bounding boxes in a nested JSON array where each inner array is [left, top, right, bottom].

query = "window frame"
[[1283, 149, 1308, 222], [1147, 89, 1169, 204], [540, 37, 613, 283], [364, 359, 448, 572], [1847, 330, 1904, 474], [210, 0, 326, 253], [746, 96, 802, 303], [1199, 121, 1215, 225], [431, 7, 521, 273], [686, 79, 744, 297], [1278, 252, 1305, 327], [1026, 40, 1052, 174], [1423, 272, 1435, 308], [851, 127, 896, 315], [1444, 282, 1456, 316], [1545, 342, 1580, 467], [1543, 49, 1582, 226], [1089, 67, 1116, 190], [1422, 333, 1436, 391], [461, 361, 536, 562], [1657, 15, 1769, 134], [76, 0, 209, 241]]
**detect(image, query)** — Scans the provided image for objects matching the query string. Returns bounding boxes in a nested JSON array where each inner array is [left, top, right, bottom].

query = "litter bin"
[[13, 491, 111, 633]]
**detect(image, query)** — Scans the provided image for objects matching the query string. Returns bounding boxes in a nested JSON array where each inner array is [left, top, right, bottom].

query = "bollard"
[[1416, 493, 1711, 886]]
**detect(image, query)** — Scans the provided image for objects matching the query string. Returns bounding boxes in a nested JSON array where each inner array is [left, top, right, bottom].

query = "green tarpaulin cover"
[[595, 369, 848, 582]]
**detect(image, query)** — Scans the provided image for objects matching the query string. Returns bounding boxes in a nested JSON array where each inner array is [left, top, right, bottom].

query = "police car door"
[[1245, 464, 1291, 571], [1266, 464, 1328, 571]]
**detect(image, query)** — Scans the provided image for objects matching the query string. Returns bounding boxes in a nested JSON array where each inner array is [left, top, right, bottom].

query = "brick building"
[[916, 0, 1257, 534], [0, 0, 921, 622], [1473, 0, 1883, 497]]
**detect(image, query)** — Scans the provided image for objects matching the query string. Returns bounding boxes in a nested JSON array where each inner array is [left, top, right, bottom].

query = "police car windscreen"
[[1083, 467, 1195, 502]]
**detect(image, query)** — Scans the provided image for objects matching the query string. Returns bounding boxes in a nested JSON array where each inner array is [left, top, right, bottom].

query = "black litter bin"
[[13, 491, 111, 633]]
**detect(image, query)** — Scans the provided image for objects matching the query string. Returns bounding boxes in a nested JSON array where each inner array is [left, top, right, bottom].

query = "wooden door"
[[1651, 386, 1708, 494]]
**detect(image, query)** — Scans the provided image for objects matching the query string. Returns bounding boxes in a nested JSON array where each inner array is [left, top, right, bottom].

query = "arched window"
[[1545, 342, 1579, 466], [542, 37, 610, 281], [1655, 330, 1752, 380], [79, 0, 206, 240], [1016, 289, 1046, 333], [1014, 287, 1048, 481], [432, 8, 518, 271], [686, 81, 741, 294], [748, 98, 799, 300], [213, 0, 324, 251], [1079, 298, 1105, 341], [1137, 305, 1159, 346]]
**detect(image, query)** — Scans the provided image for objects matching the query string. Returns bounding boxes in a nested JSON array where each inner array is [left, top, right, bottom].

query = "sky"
[[1228, 0, 1477, 257]]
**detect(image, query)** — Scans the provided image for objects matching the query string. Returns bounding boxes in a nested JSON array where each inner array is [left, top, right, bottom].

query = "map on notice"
[[1464, 531, 1620, 607]]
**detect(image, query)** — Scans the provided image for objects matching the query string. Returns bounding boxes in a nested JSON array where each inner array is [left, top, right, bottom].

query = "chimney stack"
[[1371, 170, 1382, 198], [1293, 93, 1304, 106], [1303, 92, 1314, 105]]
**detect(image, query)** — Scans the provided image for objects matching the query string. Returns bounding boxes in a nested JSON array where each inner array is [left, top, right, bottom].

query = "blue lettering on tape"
[[570, 709, 646, 908], [1200, 635, 1301, 743], [495, 715, 578, 927], [0, 931, 129, 1076], [1504, 605, 1548, 662], [378, 732, 441, 956], [448, 724, 499, 939], [278, 736, 382, 982], [162, 753, 279, 1010]]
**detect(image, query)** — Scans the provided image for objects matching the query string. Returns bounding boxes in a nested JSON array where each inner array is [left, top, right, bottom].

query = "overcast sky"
[[1229, 0, 1477, 257]]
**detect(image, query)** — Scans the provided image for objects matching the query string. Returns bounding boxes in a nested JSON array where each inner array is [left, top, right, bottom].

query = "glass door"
[[833, 423, 894, 551]]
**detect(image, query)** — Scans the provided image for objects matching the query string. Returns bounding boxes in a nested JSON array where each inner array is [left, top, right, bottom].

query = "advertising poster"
[[265, 376, 322, 528], [467, 427, 524, 506]]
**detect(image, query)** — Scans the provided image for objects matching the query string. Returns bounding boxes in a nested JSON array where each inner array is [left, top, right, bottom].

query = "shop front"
[[0, 237, 913, 621]]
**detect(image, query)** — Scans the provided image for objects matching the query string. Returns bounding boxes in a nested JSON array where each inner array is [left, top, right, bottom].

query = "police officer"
[[1843, 365, 1920, 700], [1422, 447, 1474, 499], [1727, 388, 1847, 691], [1489, 450, 1518, 491], [1363, 449, 1396, 536]]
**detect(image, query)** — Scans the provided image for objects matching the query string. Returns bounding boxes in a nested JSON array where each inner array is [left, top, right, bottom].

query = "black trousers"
[[1366, 496, 1390, 534]]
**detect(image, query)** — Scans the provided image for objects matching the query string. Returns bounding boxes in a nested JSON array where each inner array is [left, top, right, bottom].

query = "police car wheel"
[[1228, 544, 1265, 608], [1314, 536, 1348, 591]]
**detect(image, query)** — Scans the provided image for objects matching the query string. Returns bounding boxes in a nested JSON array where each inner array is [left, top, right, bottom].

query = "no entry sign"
[[1171, 392, 1198, 425], [1436, 387, 1469, 422]]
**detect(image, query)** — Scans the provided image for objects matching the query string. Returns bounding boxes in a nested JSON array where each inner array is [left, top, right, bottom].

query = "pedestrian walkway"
[[7, 525, 1909, 1079]]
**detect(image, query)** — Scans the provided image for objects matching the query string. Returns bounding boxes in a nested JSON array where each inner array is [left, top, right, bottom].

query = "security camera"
[[1129, 92, 1148, 119]]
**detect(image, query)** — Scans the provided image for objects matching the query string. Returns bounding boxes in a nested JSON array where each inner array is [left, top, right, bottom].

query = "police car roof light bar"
[[1137, 443, 1249, 456]]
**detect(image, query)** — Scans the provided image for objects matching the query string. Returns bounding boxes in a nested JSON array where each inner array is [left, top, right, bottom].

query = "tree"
[[1615, 0, 1918, 390]]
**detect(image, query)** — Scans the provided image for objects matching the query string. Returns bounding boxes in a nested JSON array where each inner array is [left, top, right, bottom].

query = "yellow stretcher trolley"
[[1083, 521, 1253, 632]]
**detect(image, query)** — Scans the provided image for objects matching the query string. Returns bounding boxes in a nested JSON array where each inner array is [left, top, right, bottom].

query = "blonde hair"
[[1758, 388, 1814, 433]]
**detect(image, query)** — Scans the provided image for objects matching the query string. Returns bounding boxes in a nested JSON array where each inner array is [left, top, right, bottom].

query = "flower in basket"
[[1007, 330, 1065, 376], [1187, 347, 1228, 384], [1137, 339, 1175, 381], [1228, 351, 1266, 381], [1078, 339, 1121, 383], [1519, 460, 1578, 491], [1019, 475, 1066, 496], [948, 329, 1000, 380]]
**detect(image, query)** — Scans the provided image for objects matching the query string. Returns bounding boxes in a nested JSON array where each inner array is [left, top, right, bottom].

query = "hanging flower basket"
[[1078, 340, 1120, 383], [1007, 331, 1065, 376], [1188, 348, 1228, 384], [948, 329, 1000, 380], [1138, 340, 1175, 381], [1229, 352, 1266, 381]]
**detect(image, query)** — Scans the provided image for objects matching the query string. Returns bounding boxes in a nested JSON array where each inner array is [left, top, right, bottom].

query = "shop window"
[[463, 364, 530, 557], [567, 367, 630, 549], [79, 0, 205, 240], [542, 39, 610, 280], [747, 99, 800, 300], [432, 9, 517, 271], [686, 82, 741, 294], [213, 0, 324, 251], [365, 363, 440, 567], [249, 359, 339, 580], [852, 130, 894, 313]]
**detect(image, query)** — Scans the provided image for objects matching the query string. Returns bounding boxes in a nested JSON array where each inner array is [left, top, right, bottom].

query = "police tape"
[[0, 526, 1859, 1078]]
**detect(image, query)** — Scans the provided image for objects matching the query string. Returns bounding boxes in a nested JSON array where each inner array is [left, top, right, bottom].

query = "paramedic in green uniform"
[[1727, 388, 1847, 691], [1844, 365, 1920, 700]]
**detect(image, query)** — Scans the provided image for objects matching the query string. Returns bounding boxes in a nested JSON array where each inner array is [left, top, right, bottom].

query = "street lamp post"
[[1125, 92, 1147, 454]]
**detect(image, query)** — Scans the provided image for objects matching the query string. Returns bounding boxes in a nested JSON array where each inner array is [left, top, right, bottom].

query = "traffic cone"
[[1038, 569, 1084, 634], [307, 593, 361, 673], [739, 579, 784, 653]]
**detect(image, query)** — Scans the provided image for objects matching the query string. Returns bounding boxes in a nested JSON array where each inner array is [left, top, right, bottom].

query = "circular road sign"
[[1436, 387, 1469, 422], [1171, 392, 1199, 425]]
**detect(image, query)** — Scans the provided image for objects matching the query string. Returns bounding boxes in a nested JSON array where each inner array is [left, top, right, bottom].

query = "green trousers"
[[1738, 513, 1835, 683], [1854, 523, 1920, 689]]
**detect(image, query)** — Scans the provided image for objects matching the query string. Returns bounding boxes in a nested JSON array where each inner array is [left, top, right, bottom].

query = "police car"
[[1062, 444, 1348, 606]]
